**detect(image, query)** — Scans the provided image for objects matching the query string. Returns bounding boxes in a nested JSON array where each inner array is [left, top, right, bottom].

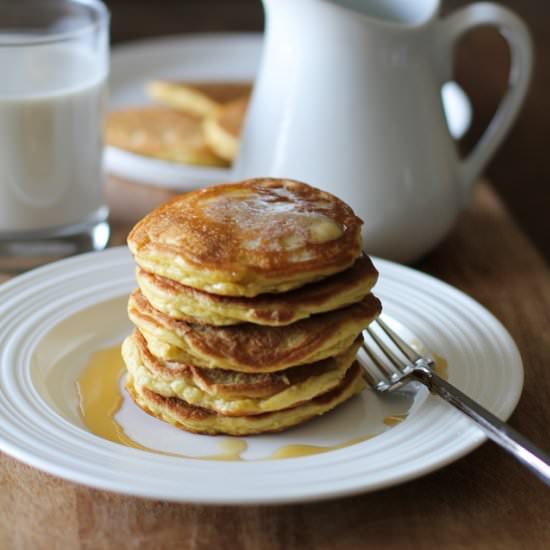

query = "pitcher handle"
[[439, 2, 533, 203]]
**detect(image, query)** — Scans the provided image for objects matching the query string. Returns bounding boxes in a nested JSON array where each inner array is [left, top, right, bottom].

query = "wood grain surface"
[[3, 3, 550, 545], [1, 179, 550, 549]]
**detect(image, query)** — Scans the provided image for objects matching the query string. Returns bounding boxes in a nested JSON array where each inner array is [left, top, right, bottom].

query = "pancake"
[[203, 96, 247, 162], [127, 179, 364, 297], [105, 106, 227, 166], [136, 255, 378, 326], [128, 289, 381, 372], [122, 330, 361, 416], [126, 361, 366, 435], [146, 81, 252, 118]]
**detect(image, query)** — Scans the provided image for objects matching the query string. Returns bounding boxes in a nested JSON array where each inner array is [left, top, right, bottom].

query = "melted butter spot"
[[199, 187, 339, 240], [281, 233, 305, 251], [309, 218, 342, 243], [288, 249, 315, 262]]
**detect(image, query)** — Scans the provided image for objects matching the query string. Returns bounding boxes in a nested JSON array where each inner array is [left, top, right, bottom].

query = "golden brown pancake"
[[146, 81, 252, 118], [136, 255, 378, 326], [105, 106, 227, 166], [128, 289, 381, 372], [122, 330, 361, 416], [203, 96, 248, 162], [127, 179, 364, 297], [126, 361, 366, 435]]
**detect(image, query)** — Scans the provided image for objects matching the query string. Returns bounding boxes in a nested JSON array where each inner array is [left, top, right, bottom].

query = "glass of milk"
[[0, 0, 109, 270]]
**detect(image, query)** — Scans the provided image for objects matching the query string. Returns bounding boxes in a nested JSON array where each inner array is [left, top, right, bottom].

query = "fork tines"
[[361, 318, 426, 392]]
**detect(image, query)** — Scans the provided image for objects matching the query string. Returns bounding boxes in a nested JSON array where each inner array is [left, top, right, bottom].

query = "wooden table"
[[1, 178, 550, 549]]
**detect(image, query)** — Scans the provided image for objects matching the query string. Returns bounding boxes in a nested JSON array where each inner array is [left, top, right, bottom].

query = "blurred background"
[[104, 0, 550, 262]]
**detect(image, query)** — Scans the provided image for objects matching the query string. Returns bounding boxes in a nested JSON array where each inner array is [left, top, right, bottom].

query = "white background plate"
[[0, 247, 523, 504], [105, 33, 473, 191]]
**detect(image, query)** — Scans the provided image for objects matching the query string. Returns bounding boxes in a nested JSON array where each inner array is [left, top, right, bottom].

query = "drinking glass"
[[0, 0, 110, 271]]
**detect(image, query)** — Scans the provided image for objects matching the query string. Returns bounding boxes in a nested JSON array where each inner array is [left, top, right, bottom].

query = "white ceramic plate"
[[0, 247, 522, 504], [105, 33, 473, 191]]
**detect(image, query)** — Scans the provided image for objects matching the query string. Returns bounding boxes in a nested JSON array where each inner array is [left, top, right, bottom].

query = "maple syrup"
[[268, 435, 374, 460], [76, 344, 437, 461]]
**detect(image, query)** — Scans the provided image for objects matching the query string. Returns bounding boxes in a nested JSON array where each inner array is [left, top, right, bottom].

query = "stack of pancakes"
[[122, 178, 381, 435]]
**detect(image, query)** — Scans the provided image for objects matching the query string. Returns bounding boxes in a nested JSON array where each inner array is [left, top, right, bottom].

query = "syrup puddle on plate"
[[77, 343, 444, 461]]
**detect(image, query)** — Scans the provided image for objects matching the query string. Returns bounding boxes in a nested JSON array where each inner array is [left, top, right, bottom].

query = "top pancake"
[[127, 179, 364, 297]]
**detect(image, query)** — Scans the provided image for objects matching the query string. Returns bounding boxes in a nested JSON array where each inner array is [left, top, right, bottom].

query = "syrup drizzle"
[[77, 345, 149, 451], [77, 343, 446, 461]]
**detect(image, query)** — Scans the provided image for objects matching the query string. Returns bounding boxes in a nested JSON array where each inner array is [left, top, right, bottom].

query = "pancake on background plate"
[[203, 96, 248, 162], [105, 106, 227, 166], [146, 80, 252, 118], [123, 178, 381, 436], [127, 178, 364, 297]]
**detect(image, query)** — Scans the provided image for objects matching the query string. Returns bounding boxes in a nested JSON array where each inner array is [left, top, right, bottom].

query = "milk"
[[0, 45, 107, 233]]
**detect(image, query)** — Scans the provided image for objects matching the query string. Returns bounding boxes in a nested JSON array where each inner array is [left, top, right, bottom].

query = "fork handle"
[[412, 365, 550, 486]]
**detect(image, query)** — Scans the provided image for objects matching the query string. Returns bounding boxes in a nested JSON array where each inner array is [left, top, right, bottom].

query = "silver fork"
[[362, 316, 550, 487]]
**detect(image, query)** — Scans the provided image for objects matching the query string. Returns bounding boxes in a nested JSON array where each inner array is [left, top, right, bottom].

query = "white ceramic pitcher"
[[234, 0, 533, 262]]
